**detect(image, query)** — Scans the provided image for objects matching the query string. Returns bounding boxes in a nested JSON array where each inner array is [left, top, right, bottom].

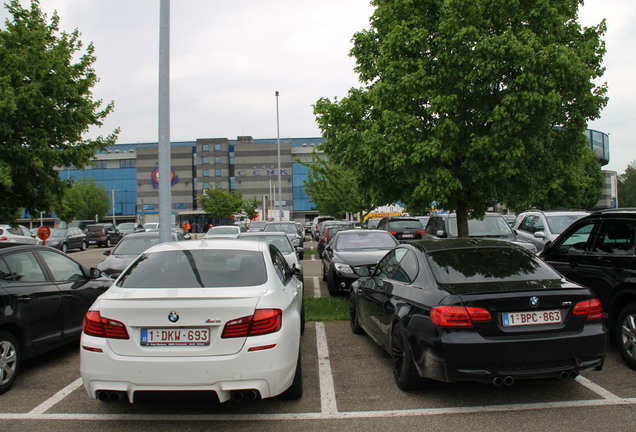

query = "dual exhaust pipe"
[[230, 389, 260, 402], [492, 370, 578, 386], [96, 390, 126, 402]]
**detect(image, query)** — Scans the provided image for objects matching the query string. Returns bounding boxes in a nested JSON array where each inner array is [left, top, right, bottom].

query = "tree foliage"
[[301, 154, 377, 219], [242, 196, 261, 220], [198, 189, 244, 219], [618, 161, 636, 207], [55, 177, 110, 222], [314, 0, 607, 236], [0, 0, 117, 223]]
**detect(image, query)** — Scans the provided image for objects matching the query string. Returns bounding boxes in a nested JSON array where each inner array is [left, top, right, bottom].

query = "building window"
[[93, 161, 107, 169], [202, 144, 209, 152], [143, 204, 156, 210], [215, 169, 222, 176], [174, 203, 187, 210], [203, 182, 209, 190], [214, 144, 222, 151], [202, 157, 209, 164], [215, 182, 222, 189], [120, 159, 136, 168], [202, 169, 209, 177], [215, 156, 221, 164]]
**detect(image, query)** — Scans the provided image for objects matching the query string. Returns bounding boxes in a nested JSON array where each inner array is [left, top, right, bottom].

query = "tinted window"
[[427, 247, 559, 283], [40, 250, 84, 281], [591, 219, 635, 255], [0, 258, 13, 281], [387, 220, 422, 230], [335, 231, 397, 250], [118, 250, 267, 288], [3, 251, 46, 282], [270, 246, 292, 284], [555, 220, 596, 255]]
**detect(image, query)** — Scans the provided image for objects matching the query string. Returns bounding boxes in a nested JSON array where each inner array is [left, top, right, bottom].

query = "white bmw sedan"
[[80, 239, 304, 403]]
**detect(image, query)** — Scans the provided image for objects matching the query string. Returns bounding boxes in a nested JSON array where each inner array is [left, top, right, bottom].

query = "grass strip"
[[304, 296, 348, 321]]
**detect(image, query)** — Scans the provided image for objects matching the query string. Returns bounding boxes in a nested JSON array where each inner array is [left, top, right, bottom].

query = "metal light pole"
[[158, 0, 171, 243], [275, 91, 283, 221]]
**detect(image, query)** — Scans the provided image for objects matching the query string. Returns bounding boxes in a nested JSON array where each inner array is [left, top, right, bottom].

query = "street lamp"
[[275, 91, 283, 221]]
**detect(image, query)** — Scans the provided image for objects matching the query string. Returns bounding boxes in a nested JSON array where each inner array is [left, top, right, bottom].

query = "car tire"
[[299, 252, 304, 260], [326, 268, 339, 297], [0, 331, 20, 395], [300, 301, 305, 335], [61, 243, 67, 253], [80, 241, 87, 251], [349, 292, 365, 335], [616, 302, 636, 370], [321, 262, 327, 282], [391, 322, 427, 391], [280, 350, 303, 399]]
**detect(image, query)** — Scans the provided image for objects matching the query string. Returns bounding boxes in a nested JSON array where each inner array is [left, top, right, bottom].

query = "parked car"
[[204, 225, 243, 239], [302, 221, 312, 235], [425, 213, 537, 253], [67, 220, 95, 233], [364, 218, 382, 230], [539, 208, 636, 370], [86, 223, 122, 248], [512, 210, 589, 252], [238, 231, 304, 281], [116, 222, 145, 237], [311, 216, 335, 240], [321, 229, 399, 296], [80, 239, 304, 403], [98, 231, 186, 279], [263, 222, 304, 257], [376, 216, 425, 241], [317, 223, 353, 258], [142, 222, 159, 230], [0, 244, 111, 394], [45, 228, 87, 252], [349, 238, 607, 390], [0, 224, 38, 245]]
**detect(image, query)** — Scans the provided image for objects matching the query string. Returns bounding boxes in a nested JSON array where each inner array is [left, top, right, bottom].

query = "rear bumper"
[[80, 332, 300, 402], [415, 322, 607, 383]]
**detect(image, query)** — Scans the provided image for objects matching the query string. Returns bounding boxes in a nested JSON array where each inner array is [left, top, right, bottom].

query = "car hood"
[[97, 254, 137, 274], [333, 248, 391, 266]]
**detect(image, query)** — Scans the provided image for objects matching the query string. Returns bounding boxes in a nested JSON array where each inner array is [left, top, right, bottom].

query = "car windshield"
[[238, 235, 293, 253], [427, 247, 560, 284], [49, 229, 68, 238], [207, 227, 239, 235], [117, 223, 135, 230], [264, 223, 297, 234], [335, 231, 397, 250], [111, 236, 163, 255], [118, 249, 267, 288], [249, 221, 267, 229], [546, 214, 587, 235], [447, 216, 513, 237]]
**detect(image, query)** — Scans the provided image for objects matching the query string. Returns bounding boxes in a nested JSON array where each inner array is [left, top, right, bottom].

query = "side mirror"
[[534, 231, 546, 239], [103, 250, 111, 256], [89, 267, 103, 279], [436, 230, 446, 238]]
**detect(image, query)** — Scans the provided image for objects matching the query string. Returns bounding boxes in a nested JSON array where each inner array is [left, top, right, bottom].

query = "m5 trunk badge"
[[168, 311, 179, 323], [529, 296, 539, 307]]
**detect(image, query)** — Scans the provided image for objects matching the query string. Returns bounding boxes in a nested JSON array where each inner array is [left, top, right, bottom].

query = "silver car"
[[0, 224, 38, 245], [513, 210, 589, 252], [237, 231, 304, 281]]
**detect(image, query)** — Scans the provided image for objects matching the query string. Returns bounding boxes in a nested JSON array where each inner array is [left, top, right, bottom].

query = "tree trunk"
[[456, 202, 469, 238]]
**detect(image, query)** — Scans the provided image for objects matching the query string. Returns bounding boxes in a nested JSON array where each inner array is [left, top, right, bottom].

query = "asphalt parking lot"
[[1, 241, 635, 432]]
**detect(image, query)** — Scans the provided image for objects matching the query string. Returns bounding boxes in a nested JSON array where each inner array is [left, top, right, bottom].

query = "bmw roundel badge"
[[529, 296, 539, 308], [168, 311, 179, 323]]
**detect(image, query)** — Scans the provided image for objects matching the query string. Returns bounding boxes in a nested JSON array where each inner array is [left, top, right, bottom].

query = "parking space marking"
[[313, 276, 320, 298], [575, 375, 623, 400], [315, 322, 338, 415], [29, 377, 83, 415]]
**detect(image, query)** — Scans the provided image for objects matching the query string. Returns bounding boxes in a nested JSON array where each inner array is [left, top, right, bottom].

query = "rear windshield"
[[238, 236, 293, 253], [264, 223, 297, 234], [335, 231, 397, 250], [447, 216, 512, 237], [387, 220, 422, 230], [118, 250, 267, 288], [427, 247, 560, 284], [112, 236, 162, 255]]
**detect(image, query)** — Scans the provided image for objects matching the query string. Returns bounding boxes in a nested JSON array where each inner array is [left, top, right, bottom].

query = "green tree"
[[0, 0, 117, 223], [301, 155, 376, 219], [314, 0, 607, 236], [54, 177, 110, 222], [242, 196, 261, 220], [55, 177, 110, 222], [618, 161, 636, 207], [198, 189, 244, 219]]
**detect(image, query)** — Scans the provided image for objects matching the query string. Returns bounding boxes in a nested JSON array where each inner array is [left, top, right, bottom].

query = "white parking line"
[[28, 377, 83, 415], [575, 375, 623, 400], [313, 276, 320, 298], [315, 322, 338, 415]]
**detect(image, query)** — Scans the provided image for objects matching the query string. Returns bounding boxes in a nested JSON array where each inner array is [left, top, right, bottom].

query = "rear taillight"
[[82, 311, 130, 339], [417, 230, 424, 236], [573, 299, 604, 320], [389, 231, 397, 235], [431, 306, 492, 327], [222, 309, 282, 338]]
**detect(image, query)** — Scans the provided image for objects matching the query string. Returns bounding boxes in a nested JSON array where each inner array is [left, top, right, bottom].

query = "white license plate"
[[502, 310, 562, 327], [401, 234, 414, 238], [141, 328, 210, 346]]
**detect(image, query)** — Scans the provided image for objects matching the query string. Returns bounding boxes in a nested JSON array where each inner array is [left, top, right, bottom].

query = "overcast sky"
[[3, 1, 634, 174]]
